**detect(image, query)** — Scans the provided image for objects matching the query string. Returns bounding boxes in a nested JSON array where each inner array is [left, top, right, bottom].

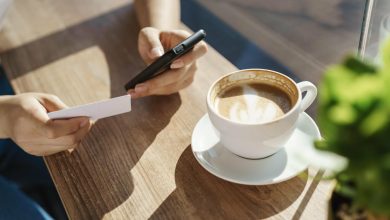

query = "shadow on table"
[[0, 4, 182, 219], [50, 93, 181, 219], [150, 146, 308, 219]]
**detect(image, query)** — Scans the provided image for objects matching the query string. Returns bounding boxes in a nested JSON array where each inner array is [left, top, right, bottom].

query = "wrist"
[[134, 0, 180, 30]]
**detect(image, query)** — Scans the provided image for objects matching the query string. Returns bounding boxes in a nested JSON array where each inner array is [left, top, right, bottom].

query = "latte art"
[[215, 83, 292, 123], [228, 85, 283, 123]]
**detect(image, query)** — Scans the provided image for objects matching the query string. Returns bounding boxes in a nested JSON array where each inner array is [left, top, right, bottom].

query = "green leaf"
[[328, 104, 357, 125], [359, 107, 388, 136], [343, 56, 376, 74], [382, 154, 390, 169]]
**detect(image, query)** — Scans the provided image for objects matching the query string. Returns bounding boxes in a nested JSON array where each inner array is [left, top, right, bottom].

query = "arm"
[[134, 0, 180, 29]]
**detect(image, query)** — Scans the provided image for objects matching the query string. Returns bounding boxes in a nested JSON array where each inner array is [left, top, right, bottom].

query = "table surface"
[[0, 0, 334, 219]]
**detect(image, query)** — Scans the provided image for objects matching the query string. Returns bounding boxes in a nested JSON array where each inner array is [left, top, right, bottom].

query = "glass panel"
[[359, 0, 390, 61]]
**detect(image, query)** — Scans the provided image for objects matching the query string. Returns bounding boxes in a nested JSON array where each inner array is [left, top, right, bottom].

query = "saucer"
[[191, 113, 321, 185]]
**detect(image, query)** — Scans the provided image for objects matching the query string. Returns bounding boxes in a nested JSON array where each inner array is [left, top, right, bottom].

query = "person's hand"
[[0, 93, 92, 156], [129, 27, 208, 98]]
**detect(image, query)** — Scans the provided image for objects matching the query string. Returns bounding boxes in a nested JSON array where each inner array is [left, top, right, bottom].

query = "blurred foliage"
[[316, 39, 390, 217]]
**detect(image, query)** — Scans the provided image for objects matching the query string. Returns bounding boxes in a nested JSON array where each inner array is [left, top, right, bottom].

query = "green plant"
[[316, 39, 390, 217]]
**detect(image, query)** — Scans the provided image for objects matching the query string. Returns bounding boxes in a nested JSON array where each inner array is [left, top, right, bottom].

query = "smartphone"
[[124, 29, 206, 91]]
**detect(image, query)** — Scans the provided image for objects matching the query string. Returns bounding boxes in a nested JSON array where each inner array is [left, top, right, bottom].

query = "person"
[[0, 0, 207, 219]]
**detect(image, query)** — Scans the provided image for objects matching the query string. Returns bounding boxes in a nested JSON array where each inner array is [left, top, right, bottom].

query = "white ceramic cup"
[[207, 69, 317, 159]]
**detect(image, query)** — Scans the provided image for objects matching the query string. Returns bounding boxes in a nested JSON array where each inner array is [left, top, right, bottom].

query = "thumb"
[[35, 93, 68, 112], [139, 27, 164, 60]]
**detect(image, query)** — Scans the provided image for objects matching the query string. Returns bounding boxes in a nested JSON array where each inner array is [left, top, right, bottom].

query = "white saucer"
[[191, 113, 321, 185]]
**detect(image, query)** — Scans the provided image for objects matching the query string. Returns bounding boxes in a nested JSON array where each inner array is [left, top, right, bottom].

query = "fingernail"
[[150, 47, 164, 58], [171, 60, 184, 69], [80, 119, 89, 128], [135, 83, 147, 93]]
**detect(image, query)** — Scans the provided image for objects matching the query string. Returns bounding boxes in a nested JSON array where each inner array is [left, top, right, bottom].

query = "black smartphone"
[[124, 29, 206, 91]]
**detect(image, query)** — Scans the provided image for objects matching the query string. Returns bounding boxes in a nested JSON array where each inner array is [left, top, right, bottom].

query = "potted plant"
[[315, 39, 390, 219]]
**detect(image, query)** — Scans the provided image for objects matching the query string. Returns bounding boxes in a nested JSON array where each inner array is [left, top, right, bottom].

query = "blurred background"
[[181, 0, 390, 117], [182, 0, 388, 84]]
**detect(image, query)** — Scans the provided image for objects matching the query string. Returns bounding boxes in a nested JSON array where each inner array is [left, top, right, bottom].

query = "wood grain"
[[0, 0, 333, 219]]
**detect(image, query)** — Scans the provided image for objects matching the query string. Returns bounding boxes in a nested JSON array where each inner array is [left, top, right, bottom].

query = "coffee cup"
[[206, 69, 317, 159]]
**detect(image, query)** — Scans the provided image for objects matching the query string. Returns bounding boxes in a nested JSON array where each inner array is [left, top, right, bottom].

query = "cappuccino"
[[214, 83, 292, 123], [207, 69, 317, 158]]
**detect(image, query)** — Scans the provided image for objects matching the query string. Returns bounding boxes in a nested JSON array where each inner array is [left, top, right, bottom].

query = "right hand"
[[0, 93, 92, 156], [129, 27, 207, 98]]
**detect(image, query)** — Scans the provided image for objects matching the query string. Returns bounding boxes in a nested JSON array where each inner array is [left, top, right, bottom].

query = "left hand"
[[129, 27, 208, 98], [0, 93, 92, 156]]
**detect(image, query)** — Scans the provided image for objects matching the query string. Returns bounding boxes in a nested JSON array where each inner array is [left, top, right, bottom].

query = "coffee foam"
[[215, 84, 291, 124]]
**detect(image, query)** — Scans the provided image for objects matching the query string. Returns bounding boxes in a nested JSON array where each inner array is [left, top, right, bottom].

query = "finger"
[[133, 68, 187, 96], [35, 93, 68, 112], [152, 74, 195, 96], [152, 63, 197, 96], [39, 122, 92, 155], [28, 95, 86, 138], [132, 63, 197, 98], [138, 71, 195, 97], [31, 120, 92, 146], [44, 117, 90, 139], [21, 97, 56, 135], [44, 122, 92, 146], [33, 123, 91, 156], [128, 90, 140, 99], [127, 89, 136, 98], [21, 141, 77, 156], [36, 144, 77, 156], [139, 27, 164, 61], [160, 30, 190, 46], [170, 41, 208, 69]]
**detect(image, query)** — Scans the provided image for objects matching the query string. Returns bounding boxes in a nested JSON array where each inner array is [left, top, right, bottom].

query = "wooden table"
[[0, 0, 334, 219]]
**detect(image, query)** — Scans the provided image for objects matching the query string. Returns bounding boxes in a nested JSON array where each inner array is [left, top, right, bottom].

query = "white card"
[[48, 95, 131, 120]]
